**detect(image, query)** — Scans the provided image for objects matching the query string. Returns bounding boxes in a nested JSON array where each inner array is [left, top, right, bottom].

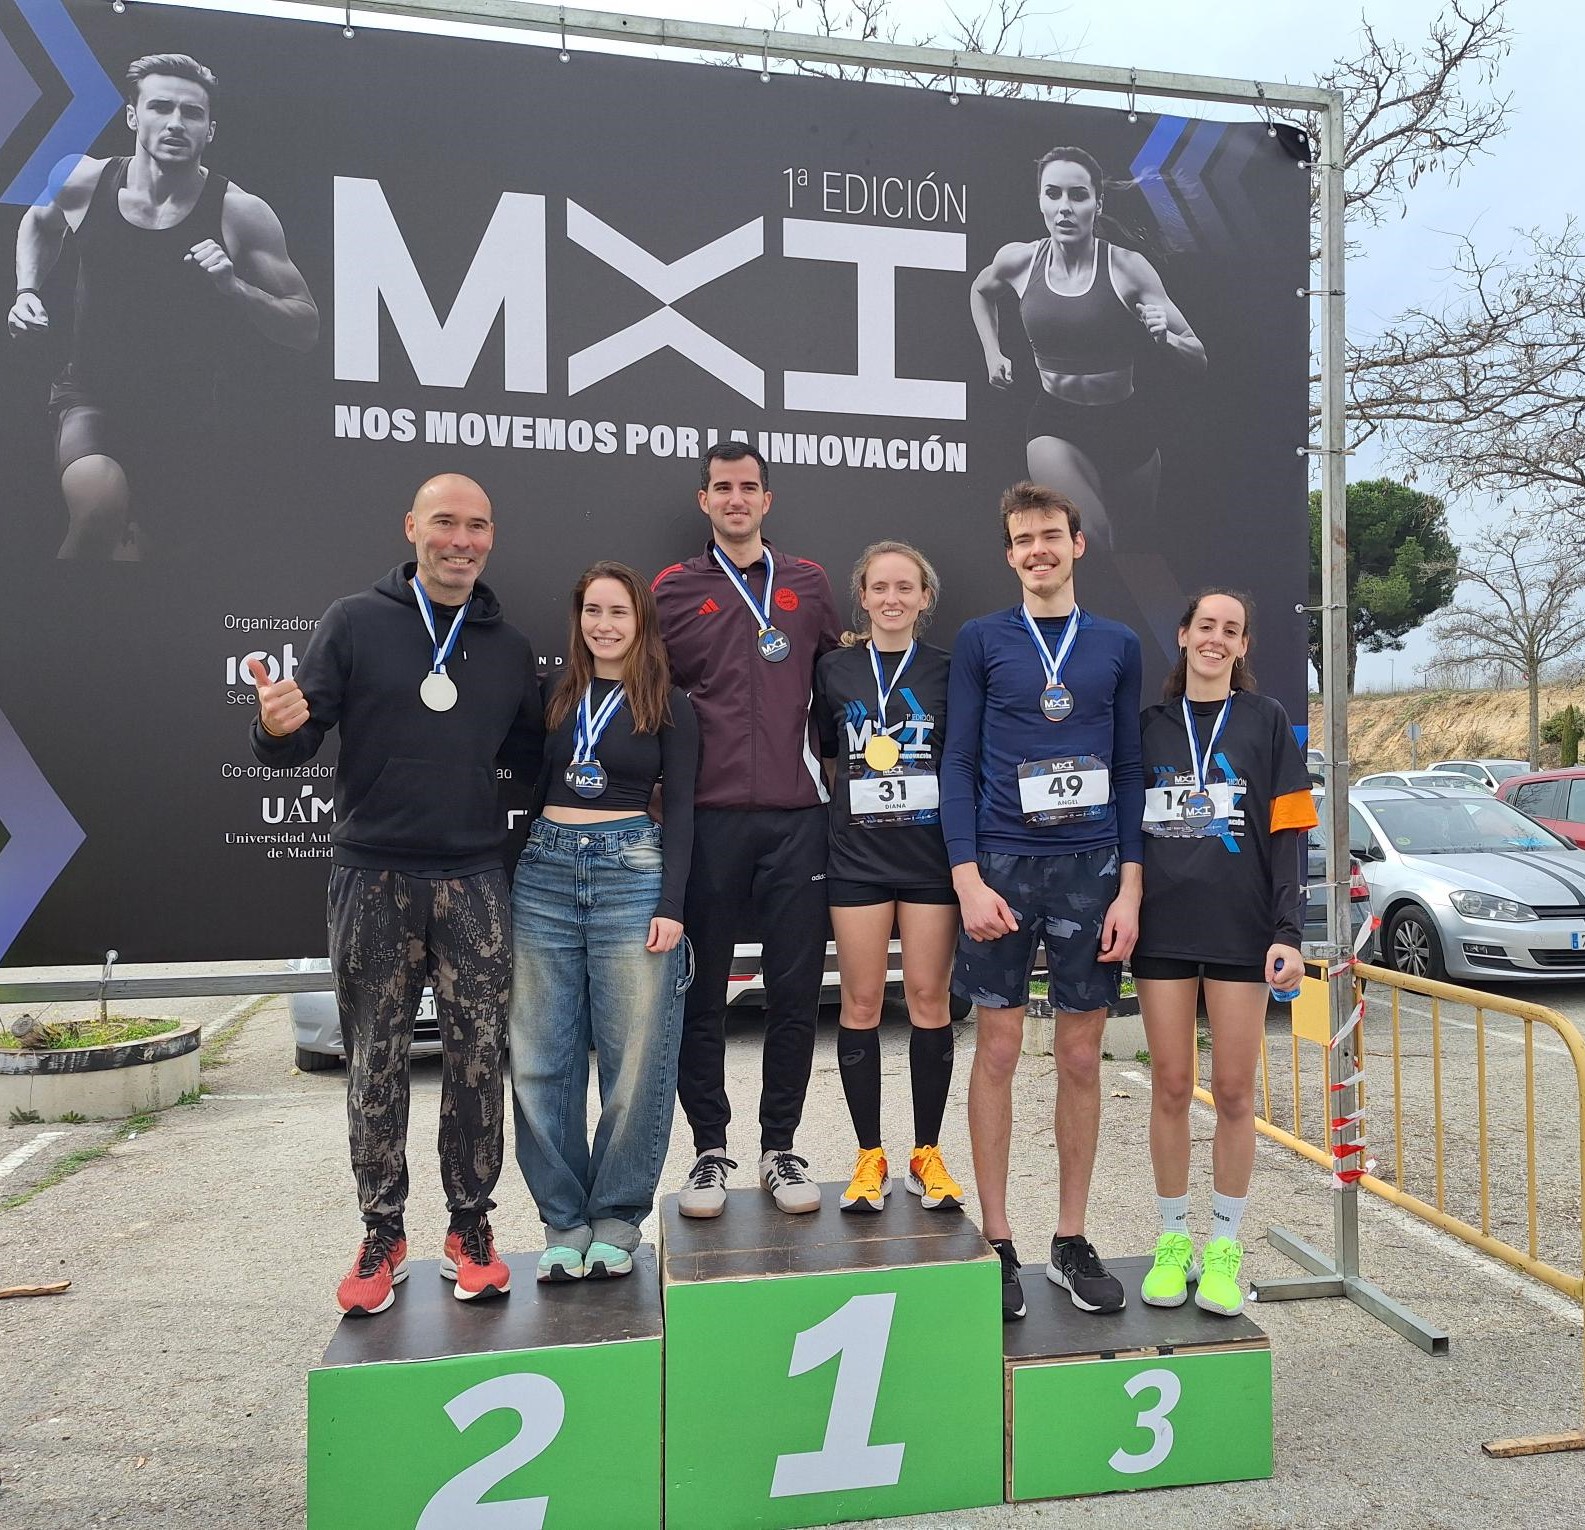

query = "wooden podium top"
[[660, 1185, 992, 1284], [1004, 1255, 1268, 1364], [319, 1247, 663, 1368]]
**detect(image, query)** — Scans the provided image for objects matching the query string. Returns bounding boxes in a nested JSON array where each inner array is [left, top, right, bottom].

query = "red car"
[[1496, 768, 1585, 849]]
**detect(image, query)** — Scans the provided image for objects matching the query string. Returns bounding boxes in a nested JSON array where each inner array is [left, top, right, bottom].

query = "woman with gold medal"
[[814, 541, 963, 1215]]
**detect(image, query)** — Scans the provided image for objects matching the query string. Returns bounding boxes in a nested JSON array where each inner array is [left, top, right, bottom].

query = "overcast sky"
[[182, 0, 1578, 688]]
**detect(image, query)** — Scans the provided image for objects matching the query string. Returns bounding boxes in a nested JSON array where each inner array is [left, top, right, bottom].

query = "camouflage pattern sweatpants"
[[328, 866, 512, 1230]]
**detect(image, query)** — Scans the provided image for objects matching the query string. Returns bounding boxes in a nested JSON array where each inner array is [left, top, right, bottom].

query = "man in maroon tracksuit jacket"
[[654, 442, 841, 1216]]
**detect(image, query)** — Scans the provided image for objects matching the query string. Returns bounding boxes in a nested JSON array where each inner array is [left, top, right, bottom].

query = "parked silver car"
[[288, 957, 440, 1071], [1356, 770, 1489, 794], [1425, 759, 1529, 793], [1343, 786, 1585, 982]]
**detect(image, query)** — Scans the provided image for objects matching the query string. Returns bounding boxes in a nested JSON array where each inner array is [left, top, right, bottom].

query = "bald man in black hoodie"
[[250, 473, 543, 1316]]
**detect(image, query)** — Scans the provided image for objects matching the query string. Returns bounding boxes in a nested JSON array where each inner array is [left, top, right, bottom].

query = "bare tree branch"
[[1431, 523, 1585, 762], [715, 0, 1070, 95], [1362, 223, 1585, 512], [1278, 0, 1513, 245]]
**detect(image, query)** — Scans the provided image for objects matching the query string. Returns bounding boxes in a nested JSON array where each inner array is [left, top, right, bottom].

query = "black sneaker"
[[1046, 1234, 1126, 1313], [990, 1238, 1026, 1321]]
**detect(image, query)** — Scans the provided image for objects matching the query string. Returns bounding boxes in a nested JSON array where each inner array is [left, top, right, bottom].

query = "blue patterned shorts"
[[952, 845, 1121, 1013]]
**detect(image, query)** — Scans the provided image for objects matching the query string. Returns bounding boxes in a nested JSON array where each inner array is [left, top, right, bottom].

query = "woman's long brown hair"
[[545, 561, 673, 734], [1162, 588, 1259, 701]]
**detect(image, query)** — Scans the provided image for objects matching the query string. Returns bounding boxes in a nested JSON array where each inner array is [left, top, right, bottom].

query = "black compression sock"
[[837, 1024, 883, 1150], [909, 1024, 955, 1147]]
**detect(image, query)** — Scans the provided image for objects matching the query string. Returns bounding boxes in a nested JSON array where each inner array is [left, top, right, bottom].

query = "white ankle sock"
[[1157, 1193, 1191, 1235], [1210, 1190, 1247, 1241]]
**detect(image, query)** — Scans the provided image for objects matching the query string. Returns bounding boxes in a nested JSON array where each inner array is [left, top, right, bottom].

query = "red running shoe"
[[442, 1218, 512, 1301], [336, 1229, 408, 1316]]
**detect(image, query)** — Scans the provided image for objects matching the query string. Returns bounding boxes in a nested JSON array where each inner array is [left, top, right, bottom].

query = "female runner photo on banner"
[[969, 145, 1205, 550]]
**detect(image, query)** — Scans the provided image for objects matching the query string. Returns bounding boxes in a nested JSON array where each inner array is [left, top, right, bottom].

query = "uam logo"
[[227, 643, 299, 686], [263, 783, 334, 825]]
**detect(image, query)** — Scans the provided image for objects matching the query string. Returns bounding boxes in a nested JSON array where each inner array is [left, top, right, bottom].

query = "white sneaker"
[[678, 1151, 735, 1218], [759, 1150, 821, 1214]]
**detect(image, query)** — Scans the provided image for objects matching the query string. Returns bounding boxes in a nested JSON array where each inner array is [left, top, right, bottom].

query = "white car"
[[1357, 770, 1490, 794], [1425, 759, 1529, 793], [290, 945, 974, 1069]]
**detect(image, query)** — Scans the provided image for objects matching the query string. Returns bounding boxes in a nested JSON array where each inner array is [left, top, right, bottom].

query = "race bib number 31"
[[1017, 755, 1110, 826], [850, 770, 940, 826]]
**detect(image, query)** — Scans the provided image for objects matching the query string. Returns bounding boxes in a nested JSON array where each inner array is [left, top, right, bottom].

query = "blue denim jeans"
[[509, 817, 692, 1252]]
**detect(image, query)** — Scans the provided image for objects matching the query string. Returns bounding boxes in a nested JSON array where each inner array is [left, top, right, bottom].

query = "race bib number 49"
[[1017, 755, 1110, 826]]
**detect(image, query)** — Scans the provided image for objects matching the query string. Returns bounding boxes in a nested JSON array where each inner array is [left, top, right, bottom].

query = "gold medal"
[[864, 734, 901, 772]]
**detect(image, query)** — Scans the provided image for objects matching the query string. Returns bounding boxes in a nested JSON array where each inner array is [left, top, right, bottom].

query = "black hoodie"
[[250, 564, 544, 876]]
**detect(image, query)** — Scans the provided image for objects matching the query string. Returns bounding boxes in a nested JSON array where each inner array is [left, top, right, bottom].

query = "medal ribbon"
[[413, 580, 470, 675], [1020, 605, 1081, 690], [868, 639, 916, 726], [1180, 693, 1234, 794], [572, 683, 627, 765], [711, 544, 778, 634]]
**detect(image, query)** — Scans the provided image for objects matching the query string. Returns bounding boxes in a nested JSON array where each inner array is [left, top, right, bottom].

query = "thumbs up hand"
[[248, 657, 310, 738]]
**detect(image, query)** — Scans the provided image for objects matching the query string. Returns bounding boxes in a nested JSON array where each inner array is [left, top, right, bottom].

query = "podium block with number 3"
[[1005, 1257, 1273, 1499], [662, 1188, 1004, 1530], [307, 1250, 662, 1529]]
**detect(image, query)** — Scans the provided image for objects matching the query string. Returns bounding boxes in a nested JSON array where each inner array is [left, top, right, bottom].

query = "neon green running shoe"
[[1141, 1231, 1197, 1308], [1195, 1236, 1246, 1315]]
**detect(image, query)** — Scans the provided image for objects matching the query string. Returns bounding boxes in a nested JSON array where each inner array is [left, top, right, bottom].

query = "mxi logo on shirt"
[[842, 696, 935, 759]]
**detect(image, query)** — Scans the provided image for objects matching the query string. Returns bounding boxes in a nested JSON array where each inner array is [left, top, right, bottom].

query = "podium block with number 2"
[[662, 1188, 1004, 1530], [307, 1251, 662, 1529]]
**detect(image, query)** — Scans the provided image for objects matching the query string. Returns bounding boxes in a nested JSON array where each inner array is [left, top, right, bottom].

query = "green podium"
[[307, 1249, 662, 1528], [661, 1187, 1004, 1530], [1003, 1255, 1273, 1500]]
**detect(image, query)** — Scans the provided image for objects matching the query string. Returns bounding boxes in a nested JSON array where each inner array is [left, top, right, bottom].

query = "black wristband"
[[15, 287, 39, 300]]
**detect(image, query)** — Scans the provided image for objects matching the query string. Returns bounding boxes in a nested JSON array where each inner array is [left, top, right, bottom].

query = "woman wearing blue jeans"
[[511, 561, 698, 1281]]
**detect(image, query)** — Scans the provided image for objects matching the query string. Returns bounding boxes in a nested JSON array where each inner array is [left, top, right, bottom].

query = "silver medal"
[[420, 672, 458, 712]]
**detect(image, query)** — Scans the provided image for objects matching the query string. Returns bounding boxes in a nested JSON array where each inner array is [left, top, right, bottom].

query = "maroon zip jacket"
[[654, 540, 841, 811]]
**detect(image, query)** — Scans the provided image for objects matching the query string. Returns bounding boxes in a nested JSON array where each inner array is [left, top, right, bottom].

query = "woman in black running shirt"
[[1133, 589, 1315, 1319], [815, 541, 963, 1217], [970, 146, 1205, 546]]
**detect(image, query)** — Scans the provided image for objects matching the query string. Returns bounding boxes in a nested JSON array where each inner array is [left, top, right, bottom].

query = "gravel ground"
[[1, 989, 1582, 1529]]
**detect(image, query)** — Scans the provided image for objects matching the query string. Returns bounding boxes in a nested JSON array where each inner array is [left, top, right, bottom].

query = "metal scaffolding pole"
[[1249, 91, 1446, 1354]]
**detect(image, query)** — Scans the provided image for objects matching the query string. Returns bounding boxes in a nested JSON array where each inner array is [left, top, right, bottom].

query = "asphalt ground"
[[1, 977, 1583, 1529]]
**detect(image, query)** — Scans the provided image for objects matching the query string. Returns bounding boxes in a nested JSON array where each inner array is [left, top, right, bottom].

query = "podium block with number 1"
[[662, 1187, 1004, 1530]]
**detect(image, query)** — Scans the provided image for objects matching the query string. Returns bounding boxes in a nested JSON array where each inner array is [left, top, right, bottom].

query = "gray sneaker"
[[678, 1151, 735, 1218], [759, 1150, 821, 1214]]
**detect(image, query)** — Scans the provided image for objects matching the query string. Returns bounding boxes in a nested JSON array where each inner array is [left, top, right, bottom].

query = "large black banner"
[[0, 0, 1309, 963]]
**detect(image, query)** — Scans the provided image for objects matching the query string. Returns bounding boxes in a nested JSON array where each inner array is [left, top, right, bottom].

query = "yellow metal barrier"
[[1193, 959, 1585, 1456]]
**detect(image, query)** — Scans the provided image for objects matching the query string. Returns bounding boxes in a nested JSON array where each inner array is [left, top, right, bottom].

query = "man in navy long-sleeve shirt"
[[941, 481, 1144, 1320]]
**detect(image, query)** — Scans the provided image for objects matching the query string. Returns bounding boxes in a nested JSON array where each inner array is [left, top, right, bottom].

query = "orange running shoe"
[[906, 1144, 964, 1210], [336, 1229, 408, 1316], [442, 1217, 512, 1301]]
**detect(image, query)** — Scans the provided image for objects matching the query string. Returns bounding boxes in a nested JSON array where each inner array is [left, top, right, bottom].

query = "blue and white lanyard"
[[1020, 605, 1081, 687], [868, 639, 916, 723], [572, 683, 627, 765], [1181, 693, 1234, 793], [711, 544, 778, 633], [413, 580, 470, 676]]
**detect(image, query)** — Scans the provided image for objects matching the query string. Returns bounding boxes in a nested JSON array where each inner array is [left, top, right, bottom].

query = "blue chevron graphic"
[[2, 0, 121, 207], [0, 25, 43, 157], [1130, 116, 1193, 249], [0, 704, 85, 958], [1171, 121, 1229, 247]]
